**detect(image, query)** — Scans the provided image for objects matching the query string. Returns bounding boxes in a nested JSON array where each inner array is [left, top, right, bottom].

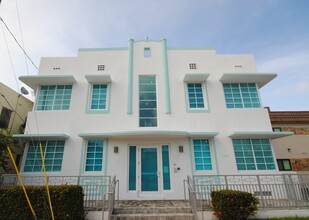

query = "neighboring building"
[[15, 39, 292, 200], [0, 82, 33, 174], [269, 109, 309, 174]]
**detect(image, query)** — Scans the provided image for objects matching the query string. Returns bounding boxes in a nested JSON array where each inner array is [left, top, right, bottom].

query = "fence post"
[[256, 175, 265, 209]]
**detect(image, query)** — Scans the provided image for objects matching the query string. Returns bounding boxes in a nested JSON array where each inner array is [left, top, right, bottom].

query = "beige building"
[[269, 109, 309, 174], [0, 82, 33, 174]]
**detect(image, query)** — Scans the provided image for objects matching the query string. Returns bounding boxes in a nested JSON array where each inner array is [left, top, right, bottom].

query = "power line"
[[0, 16, 38, 70], [15, 0, 30, 76]]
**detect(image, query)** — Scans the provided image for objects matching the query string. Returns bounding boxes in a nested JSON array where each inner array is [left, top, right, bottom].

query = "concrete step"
[[113, 207, 192, 215], [110, 213, 195, 220]]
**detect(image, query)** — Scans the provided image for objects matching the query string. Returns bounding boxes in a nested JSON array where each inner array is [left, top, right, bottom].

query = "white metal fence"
[[193, 174, 309, 209]]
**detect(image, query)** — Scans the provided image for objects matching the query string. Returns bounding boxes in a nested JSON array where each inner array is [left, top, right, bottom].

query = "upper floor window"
[[144, 48, 151, 57], [187, 83, 205, 109], [233, 139, 276, 171], [223, 83, 261, 108], [85, 140, 104, 172], [273, 127, 282, 132], [0, 107, 12, 129], [24, 140, 64, 172], [139, 76, 157, 127], [193, 139, 212, 171], [37, 85, 72, 110], [90, 84, 108, 110]]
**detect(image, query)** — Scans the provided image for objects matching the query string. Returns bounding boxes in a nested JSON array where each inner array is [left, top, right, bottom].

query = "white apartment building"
[[14, 39, 293, 200]]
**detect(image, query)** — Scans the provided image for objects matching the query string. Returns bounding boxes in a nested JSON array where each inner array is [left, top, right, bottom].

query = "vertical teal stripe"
[[212, 138, 220, 175], [162, 145, 171, 190], [188, 138, 194, 176], [162, 39, 171, 114], [129, 146, 136, 190], [127, 39, 134, 114]]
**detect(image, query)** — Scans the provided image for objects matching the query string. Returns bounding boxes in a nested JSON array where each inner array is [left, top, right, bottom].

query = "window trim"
[[36, 85, 73, 111], [184, 81, 210, 113], [86, 82, 111, 114], [223, 83, 262, 109], [84, 140, 104, 173], [192, 138, 215, 172], [144, 47, 151, 57], [0, 107, 13, 129]]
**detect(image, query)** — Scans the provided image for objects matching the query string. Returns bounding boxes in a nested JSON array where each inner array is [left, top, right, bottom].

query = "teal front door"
[[141, 148, 158, 191]]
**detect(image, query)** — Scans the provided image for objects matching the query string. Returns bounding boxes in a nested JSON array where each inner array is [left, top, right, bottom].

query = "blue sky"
[[1, 0, 308, 110]]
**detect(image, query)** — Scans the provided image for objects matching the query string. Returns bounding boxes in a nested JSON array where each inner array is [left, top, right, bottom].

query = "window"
[[144, 48, 151, 57], [189, 63, 197, 69], [37, 85, 72, 110], [24, 140, 64, 172], [85, 140, 103, 172], [193, 139, 212, 170], [223, 83, 261, 108], [139, 76, 157, 127], [233, 139, 276, 171], [273, 127, 282, 132], [277, 159, 292, 171], [0, 107, 12, 129], [97, 65, 105, 71], [90, 84, 107, 110], [187, 83, 205, 109]]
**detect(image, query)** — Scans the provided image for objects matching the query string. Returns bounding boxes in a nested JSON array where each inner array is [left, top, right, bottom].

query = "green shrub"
[[211, 189, 259, 220], [0, 185, 84, 220]]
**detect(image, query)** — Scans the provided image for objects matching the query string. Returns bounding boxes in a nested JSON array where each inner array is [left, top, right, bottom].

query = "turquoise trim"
[[168, 47, 215, 50], [162, 39, 171, 114], [184, 82, 210, 113], [204, 82, 211, 112], [188, 138, 194, 176], [79, 140, 86, 175], [212, 137, 220, 175], [78, 48, 127, 52], [79, 131, 219, 138], [104, 139, 109, 175], [127, 39, 134, 114], [12, 133, 69, 140], [85, 82, 111, 114]]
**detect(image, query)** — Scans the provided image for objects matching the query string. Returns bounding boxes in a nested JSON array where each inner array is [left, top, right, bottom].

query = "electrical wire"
[[15, 0, 30, 76], [0, 16, 38, 70]]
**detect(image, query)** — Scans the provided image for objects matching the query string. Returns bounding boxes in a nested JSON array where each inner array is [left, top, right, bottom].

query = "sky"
[[0, 0, 308, 111]]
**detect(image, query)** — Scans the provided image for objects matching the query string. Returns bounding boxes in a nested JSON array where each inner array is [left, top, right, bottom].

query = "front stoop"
[[110, 200, 195, 220]]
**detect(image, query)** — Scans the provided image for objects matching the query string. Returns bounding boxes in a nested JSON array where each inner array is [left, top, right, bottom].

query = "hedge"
[[211, 189, 259, 220], [0, 185, 84, 220]]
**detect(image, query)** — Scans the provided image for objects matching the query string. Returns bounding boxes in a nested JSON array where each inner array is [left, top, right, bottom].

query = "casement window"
[[144, 48, 151, 57], [277, 159, 292, 171], [24, 140, 64, 172], [223, 83, 261, 108], [187, 83, 206, 109], [85, 140, 103, 172], [233, 139, 276, 171], [193, 139, 212, 171], [36, 85, 72, 110], [0, 107, 12, 129], [139, 76, 157, 127], [90, 84, 108, 110]]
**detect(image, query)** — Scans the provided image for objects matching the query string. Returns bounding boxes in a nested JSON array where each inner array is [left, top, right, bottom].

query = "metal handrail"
[[102, 176, 118, 220], [186, 175, 204, 220]]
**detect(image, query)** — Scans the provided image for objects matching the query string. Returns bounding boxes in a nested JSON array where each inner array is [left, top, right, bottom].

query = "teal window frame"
[[90, 84, 108, 110], [233, 139, 276, 171], [24, 140, 65, 172], [85, 140, 104, 172], [185, 82, 209, 112], [193, 139, 212, 171], [139, 76, 157, 127], [162, 145, 171, 190], [36, 85, 72, 111], [129, 146, 137, 190], [223, 83, 261, 108]]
